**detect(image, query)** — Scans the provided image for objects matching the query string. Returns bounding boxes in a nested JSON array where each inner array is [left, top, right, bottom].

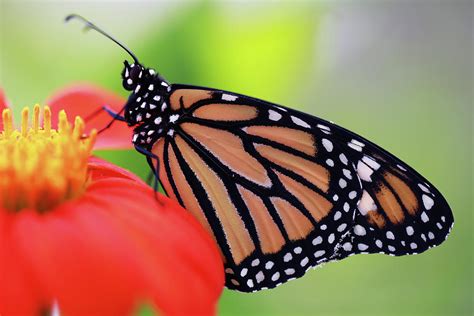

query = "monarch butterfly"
[[67, 15, 454, 292]]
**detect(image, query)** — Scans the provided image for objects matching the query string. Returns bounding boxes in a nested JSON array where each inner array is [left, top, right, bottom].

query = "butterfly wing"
[[317, 121, 454, 259], [151, 84, 453, 292]]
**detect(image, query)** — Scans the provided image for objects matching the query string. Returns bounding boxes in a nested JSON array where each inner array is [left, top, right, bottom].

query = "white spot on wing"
[[268, 110, 282, 121], [348, 142, 363, 152], [169, 114, 180, 123], [418, 183, 430, 193], [314, 250, 325, 258], [422, 194, 434, 210], [358, 243, 369, 251], [362, 156, 381, 170], [339, 179, 347, 189], [357, 190, 376, 215], [351, 139, 365, 147], [285, 268, 295, 275], [421, 211, 429, 223], [397, 164, 407, 171], [339, 153, 348, 165], [322, 139, 333, 152], [337, 223, 347, 232], [354, 225, 366, 236], [312, 236, 322, 245], [328, 233, 335, 244], [222, 94, 238, 101], [342, 242, 352, 251], [291, 116, 311, 128], [317, 124, 330, 131], [343, 169, 353, 179], [271, 272, 280, 281], [357, 161, 373, 182], [300, 257, 309, 267]]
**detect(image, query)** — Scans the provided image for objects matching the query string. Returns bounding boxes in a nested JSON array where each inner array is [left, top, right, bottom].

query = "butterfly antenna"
[[65, 14, 140, 65]]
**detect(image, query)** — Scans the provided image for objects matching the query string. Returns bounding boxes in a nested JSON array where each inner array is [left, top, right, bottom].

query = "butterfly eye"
[[122, 63, 142, 90], [129, 65, 141, 81]]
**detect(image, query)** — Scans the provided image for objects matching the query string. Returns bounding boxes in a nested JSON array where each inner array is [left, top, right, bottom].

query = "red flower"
[[0, 87, 224, 316]]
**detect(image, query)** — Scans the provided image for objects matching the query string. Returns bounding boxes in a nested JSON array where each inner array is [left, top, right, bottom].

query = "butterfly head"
[[122, 61, 145, 91]]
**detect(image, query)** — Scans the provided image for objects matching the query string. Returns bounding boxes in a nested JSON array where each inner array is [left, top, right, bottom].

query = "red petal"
[[11, 204, 144, 315], [0, 88, 9, 131], [6, 162, 223, 315], [46, 84, 133, 150], [0, 88, 7, 111], [0, 211, 47, 315], [84, 177, 225, 315], [88, 157, 146, 184]]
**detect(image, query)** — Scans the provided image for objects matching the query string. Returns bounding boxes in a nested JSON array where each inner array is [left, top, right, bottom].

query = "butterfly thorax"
[[121, 61, 174, 149]]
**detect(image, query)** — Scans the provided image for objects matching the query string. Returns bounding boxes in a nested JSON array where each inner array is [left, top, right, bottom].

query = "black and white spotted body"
[[121, 61, 176, 148]]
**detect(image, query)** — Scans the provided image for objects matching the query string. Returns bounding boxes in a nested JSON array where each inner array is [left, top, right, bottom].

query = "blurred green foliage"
[[1, 1, 472, 315]]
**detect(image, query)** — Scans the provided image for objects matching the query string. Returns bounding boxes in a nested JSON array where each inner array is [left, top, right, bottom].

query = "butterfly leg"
[[97, 106, 127, 134], [81, 105, 127, 139], [102, 105, 126, 121], [135, 145, 163, 203]]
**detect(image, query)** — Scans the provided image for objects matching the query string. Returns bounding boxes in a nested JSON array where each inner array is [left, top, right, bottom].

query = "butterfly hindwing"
[[152, 84, 453, 292]]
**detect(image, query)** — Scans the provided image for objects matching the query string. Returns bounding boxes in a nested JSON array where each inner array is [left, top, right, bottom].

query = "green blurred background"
[[0, 1, 472, 315]]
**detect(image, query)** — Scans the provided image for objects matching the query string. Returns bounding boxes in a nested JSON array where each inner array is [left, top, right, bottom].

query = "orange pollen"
[[0, 105, 97, 212]]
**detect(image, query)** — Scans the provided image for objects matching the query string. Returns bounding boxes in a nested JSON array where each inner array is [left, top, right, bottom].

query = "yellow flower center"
[[0, 105, 97, 212]]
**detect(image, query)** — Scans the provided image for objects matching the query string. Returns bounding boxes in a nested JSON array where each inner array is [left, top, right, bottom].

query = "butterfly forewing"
[[323, 124, 454, 258], [151, 85, 453, 292]]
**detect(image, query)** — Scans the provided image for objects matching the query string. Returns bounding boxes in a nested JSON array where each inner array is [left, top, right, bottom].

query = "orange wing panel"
[[182, 123, 271, 187], [193, 103, 258, 121], [271, 197, 314, 241], [169, 89, 213, 110], [245, 126, 316, 157], [255, 144, 329, 193], [175, 135, 255, 264], [238, 185, 286, 254]]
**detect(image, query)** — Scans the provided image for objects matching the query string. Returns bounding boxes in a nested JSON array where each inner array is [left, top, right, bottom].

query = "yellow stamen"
[[0, 106, 96, 212]]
